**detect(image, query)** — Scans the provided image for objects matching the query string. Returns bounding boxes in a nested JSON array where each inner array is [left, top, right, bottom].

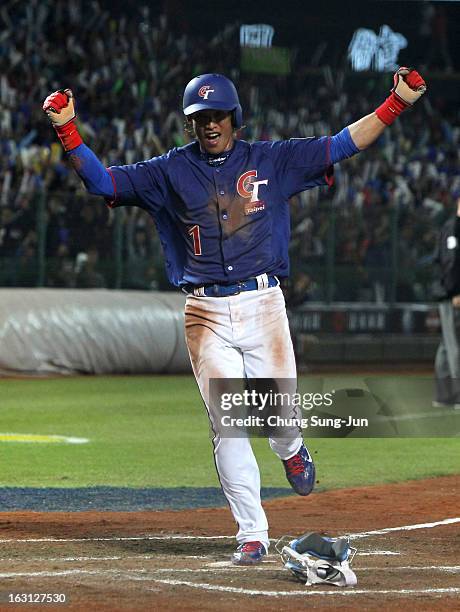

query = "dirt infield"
[[0, 476, 458, 611]]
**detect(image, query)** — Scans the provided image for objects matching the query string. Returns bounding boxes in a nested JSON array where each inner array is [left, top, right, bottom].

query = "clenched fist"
[[43, 88, 82, 151], [392, 67, 426, 105], [375, 66, 427, 126], [43, 88, 76, 125]]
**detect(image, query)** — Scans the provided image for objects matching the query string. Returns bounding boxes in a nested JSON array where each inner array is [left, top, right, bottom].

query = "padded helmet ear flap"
[[232, 106, 243, 129]]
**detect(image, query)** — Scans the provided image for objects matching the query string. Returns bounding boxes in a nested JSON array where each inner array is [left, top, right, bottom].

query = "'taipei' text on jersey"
[[107, 138, 333, 286]]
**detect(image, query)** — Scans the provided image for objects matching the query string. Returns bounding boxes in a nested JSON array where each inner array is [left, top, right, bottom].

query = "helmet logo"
[[198, 85, 215, 100]]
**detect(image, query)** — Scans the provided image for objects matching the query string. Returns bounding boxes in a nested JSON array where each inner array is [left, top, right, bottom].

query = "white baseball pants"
[[185, 285, 302, 550]]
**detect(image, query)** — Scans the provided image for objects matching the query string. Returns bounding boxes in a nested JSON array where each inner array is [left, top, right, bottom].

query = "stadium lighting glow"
[[348, 25, 408, 72]]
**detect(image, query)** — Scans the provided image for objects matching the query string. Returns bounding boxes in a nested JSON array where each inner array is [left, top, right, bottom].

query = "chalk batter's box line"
[[148, 580, 460, 598], [0, 551, 402, 558], [0, 516, 458, 544], [0, 563, 458, 573], [0, 568, 458, 599]]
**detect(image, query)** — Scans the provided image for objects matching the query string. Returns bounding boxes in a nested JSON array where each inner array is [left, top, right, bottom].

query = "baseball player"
[[43, 68, 426, 565]]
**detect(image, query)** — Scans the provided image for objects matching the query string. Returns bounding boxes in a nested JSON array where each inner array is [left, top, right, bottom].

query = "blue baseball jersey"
[[107, 138, 333, 287]]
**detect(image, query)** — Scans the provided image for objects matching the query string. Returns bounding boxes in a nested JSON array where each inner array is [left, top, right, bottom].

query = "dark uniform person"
[[433, 198, 460, 408]]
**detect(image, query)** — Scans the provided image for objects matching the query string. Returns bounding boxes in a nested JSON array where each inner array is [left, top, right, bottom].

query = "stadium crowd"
[[0, 0, 459, 302]]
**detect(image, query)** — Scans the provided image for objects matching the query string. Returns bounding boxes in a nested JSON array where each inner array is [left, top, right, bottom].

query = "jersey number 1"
[[188, 225, 202, 256]]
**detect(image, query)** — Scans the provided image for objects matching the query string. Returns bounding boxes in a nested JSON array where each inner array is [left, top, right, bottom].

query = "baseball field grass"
[[0, 375, 458, 489]]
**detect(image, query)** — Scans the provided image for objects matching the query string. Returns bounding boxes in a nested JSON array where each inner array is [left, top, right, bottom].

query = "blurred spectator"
[[47, 243, 76, 288], [423, 4, 454, 72], [13, 242, 38, 287], [286, 272, 323, 306], [75, 248, 105, 288]]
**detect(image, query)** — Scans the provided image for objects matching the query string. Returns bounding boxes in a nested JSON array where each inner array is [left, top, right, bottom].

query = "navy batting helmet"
[[183, 74, 243, 129]]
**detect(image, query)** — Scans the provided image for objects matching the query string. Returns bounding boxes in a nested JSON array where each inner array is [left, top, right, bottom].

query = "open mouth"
[[204, 132, 221, 145]]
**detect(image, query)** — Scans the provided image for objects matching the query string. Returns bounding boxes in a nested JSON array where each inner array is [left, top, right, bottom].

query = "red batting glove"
[[375, 67, 427, 126], [43, 89, 83, 151]]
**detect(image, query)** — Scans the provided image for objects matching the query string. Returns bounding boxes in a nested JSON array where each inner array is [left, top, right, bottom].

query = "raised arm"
[[347, 113, 386, 151], [348, 67, 426, 150], [43, 89, 114, 198], [328, 67, 426, 165], [43, 89, 169, 210]]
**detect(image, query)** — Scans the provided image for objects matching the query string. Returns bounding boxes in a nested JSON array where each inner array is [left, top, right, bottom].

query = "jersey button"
[[219, 190, 225, 195], [227, 265, 233, 271], [222, 212, 228, 220], [216, 168, 221, 173]]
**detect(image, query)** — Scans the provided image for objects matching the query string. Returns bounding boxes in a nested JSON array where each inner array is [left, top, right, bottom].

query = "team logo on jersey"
[[198, 85, 215, 99], [237, 170, 268, 214]]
